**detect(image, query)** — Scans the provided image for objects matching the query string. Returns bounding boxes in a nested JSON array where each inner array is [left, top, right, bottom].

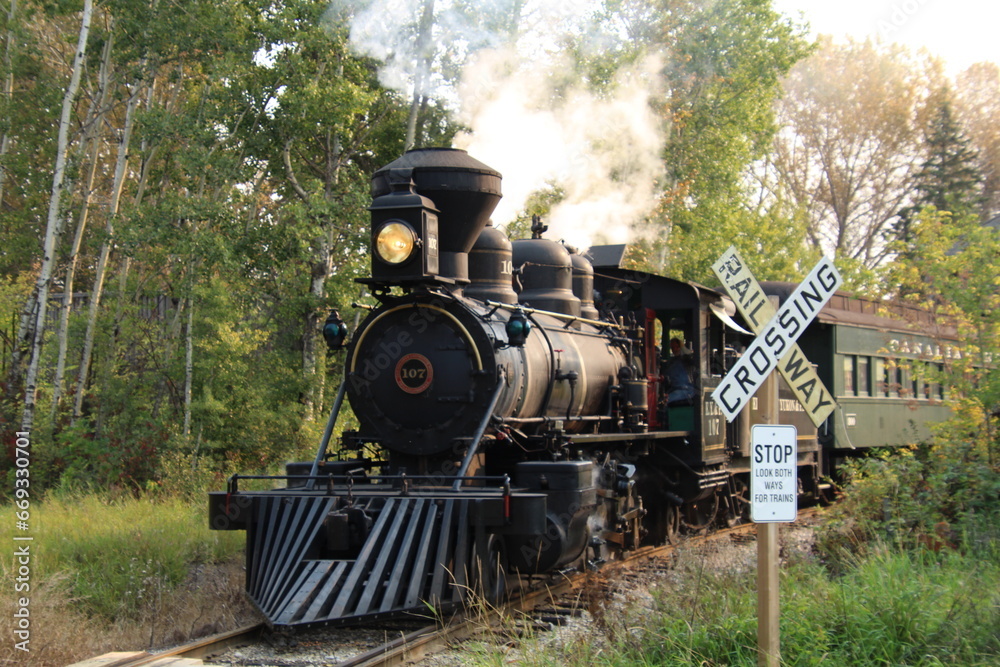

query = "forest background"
[[1, 0, 999, 663], [3, 0, 998, 488]]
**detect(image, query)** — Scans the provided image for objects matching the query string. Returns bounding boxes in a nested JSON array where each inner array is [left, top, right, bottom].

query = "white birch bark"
[[0, 0, 16, 204], [50, 29, 115, 421], [72, 82, 141, 421], [183, 297, 194, 438], [20, 0, 94, 432]]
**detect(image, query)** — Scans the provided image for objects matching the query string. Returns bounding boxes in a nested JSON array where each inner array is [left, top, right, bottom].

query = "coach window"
[[843, 356, 855, 395], [874, 358, 887, 397], [900, 366, 912, 398], [890, 362, 902, 397], [857, 356, 870, 396]]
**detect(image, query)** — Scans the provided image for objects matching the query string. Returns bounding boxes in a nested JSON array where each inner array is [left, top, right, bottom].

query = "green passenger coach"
[[760, 282, 956, 456]]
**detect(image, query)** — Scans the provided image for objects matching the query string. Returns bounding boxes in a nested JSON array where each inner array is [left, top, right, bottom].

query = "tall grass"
[[0, 492, 243, 619], [469, 533, 1000, 667], [784, 544, 1000, 665], [0, 490, 252, 666]]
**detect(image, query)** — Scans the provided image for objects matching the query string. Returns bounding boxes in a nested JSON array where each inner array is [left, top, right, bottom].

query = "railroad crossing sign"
[[711, 248, 842, 425]]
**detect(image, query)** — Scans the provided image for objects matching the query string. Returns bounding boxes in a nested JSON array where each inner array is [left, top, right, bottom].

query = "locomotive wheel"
[[733, 478, 751, 523], [471, 534, 507, 605], [663, 502, 681, 544], [682, 489, 720, 532], [720, 478, 750, 528]]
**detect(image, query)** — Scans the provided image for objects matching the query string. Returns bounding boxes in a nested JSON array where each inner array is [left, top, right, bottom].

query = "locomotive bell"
[[368, 168, 440, 284]]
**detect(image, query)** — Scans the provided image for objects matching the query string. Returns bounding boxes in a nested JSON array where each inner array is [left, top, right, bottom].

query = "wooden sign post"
[[752, 417, 797, 667], [710, 249, 842, 667]]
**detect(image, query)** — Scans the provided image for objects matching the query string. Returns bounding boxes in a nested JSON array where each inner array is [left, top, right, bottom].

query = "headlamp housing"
[[367, 168, 439, 285]]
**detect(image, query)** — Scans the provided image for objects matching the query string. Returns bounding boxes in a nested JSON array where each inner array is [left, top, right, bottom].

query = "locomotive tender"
[[209, 148, 954, 628]]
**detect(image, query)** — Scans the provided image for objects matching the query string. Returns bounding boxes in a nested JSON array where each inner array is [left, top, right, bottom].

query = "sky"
[[770, 0, 1000, 73]]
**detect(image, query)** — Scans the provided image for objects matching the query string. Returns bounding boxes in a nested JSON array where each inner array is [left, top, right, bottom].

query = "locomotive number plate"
[[395, 353, 433, 394]]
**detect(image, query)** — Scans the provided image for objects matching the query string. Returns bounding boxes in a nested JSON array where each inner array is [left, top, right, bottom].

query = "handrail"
[[227, 473, 514, 495]]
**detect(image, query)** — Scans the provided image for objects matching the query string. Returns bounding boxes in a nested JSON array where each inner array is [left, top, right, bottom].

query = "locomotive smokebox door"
[[369, 167, 439, 284]]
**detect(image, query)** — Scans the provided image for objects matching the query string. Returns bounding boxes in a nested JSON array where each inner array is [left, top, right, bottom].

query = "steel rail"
[[95, 623, 264, 666]]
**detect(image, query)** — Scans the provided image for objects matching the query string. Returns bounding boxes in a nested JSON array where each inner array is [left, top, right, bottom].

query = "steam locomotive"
[[209, 148, 954, 628]]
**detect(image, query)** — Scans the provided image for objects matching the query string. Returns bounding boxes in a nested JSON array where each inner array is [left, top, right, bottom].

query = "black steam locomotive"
[[209, 148, 952, 628]]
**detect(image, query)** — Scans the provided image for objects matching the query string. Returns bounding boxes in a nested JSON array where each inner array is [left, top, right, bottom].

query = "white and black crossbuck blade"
[[711, 252, 843, 422]]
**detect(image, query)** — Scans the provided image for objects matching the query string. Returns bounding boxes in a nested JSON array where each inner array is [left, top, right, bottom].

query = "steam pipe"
[[453, 371, 506, 490], [306, 378, 347, 489], [483, 299, 624, 330], [495, 415, 614, 424]]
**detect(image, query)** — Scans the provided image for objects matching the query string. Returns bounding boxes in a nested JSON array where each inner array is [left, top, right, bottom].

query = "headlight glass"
[[375, 222, 416, 264]]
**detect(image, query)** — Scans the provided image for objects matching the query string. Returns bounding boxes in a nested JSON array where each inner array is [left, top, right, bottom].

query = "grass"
[[0, 491, 254, 666], [1, 465, 996, 666], [464, 524, 1000, 667]]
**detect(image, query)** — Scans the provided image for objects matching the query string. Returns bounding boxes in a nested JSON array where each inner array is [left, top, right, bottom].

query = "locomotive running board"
[[244, 495, 473, 627]]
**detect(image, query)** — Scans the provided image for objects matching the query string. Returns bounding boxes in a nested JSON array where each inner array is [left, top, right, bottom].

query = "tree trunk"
[[51, 28, 115, 422], [183, 296, 194, 439], [404, 0, 435, 150], [0, 0, 16, 205], [72, 82, 141, 421], [20, 0, 95, 432]]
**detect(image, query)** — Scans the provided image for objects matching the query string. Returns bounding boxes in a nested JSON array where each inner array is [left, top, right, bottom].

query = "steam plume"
[[333, 0, 667, 250]]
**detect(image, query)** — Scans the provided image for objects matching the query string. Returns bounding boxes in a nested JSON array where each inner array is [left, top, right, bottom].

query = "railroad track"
[[74, 512, 819, 667]]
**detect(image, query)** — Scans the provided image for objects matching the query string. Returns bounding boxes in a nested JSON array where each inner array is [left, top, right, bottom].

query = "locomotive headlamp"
[[367, 167, 438, 284], [375, 221, 417, 264]]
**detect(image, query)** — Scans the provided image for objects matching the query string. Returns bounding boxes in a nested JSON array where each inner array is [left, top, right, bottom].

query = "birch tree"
[[20, 0, 94, 432], [72, 83, 140, 421], [50, 26, 115, 420], [0, 0, 16, 205]]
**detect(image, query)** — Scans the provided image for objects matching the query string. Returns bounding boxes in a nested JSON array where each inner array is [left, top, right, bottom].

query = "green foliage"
[[896, 95, 985, 248], [613, 0, 814, 282], [913, 96, 984, 216], [890, 207, 1000, 462], [817, 442, 998, 567], [51, 416, 165, 492], [186, 277, 317, 469], [0, 0, 418, 493], [0, 2, 65, 277], [665, 197, 818, 283]]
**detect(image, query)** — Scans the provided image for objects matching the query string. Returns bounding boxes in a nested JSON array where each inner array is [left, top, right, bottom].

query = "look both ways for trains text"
[[711, 247, 843, 425]]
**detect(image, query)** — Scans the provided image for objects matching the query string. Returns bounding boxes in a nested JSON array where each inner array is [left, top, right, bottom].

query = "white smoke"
[[332, 0, 667, 251], [454, 47, 665, 250]]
